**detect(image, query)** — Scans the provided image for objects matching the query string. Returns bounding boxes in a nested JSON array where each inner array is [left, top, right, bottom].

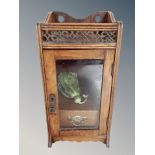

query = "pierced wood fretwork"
[[42, 30, 117, 44]]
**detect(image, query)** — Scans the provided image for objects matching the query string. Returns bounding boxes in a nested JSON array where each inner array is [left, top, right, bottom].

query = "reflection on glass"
[[56, 59, 103, 130], [58, 72, 88, 104]]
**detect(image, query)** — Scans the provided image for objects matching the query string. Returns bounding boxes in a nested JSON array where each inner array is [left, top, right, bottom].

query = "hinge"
[[49, 94, 55, 113]]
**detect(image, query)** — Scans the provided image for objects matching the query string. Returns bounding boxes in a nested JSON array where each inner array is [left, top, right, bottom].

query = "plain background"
[[20, 0, 135, 155]]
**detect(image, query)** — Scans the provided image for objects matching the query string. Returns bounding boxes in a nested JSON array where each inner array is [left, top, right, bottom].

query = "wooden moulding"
[[40, 24, 118, 30], [60, 129, 99, 137], [42, 44, 116, 50], [43, 49, 105, 60]]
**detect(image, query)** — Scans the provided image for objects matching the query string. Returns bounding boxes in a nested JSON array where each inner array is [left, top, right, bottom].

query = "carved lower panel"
[[42, 30, 117, 44]]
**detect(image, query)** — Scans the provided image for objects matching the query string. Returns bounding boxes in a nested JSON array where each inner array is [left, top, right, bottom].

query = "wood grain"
[[53, 49, 105, 59], [60, 129, 99, 137], [43, 52, 60, 136], [105, 22, 123, 146], [36, 23, 52, 143], [99, 50, 114, 135]]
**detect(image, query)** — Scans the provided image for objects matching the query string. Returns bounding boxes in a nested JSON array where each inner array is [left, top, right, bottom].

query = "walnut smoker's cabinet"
[[37, 11, 123, 148]]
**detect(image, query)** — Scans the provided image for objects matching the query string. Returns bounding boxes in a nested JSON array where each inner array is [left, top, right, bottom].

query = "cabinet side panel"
[[36, 24, 52, 142], [106, 22, 123, 146]]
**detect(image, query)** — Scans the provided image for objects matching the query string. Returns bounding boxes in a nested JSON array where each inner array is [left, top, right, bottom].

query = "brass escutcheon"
[[68, 115, 87, 126]]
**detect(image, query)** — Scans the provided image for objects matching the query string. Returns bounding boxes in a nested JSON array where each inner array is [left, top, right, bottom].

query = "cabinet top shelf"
[[44, 11, 116, 24]]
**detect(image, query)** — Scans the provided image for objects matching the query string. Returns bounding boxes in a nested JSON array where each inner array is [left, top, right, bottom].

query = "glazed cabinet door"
[[42, 49, 114, 138]]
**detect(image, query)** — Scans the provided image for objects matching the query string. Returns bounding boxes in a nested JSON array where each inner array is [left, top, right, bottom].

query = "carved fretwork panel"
[[42, 30, 117, 44]]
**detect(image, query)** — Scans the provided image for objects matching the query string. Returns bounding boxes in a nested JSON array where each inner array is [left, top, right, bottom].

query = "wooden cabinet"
[[36, 11, 123, 148]]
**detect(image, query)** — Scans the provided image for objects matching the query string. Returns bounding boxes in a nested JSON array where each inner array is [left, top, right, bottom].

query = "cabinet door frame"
[[42, 49, 114, 139]]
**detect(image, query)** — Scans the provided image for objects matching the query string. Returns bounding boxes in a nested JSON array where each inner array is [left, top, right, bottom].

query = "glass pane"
[[56, 59, 103, 130]]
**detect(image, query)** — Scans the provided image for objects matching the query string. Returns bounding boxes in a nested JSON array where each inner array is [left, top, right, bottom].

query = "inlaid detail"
[[42, 30, 117, 44]]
